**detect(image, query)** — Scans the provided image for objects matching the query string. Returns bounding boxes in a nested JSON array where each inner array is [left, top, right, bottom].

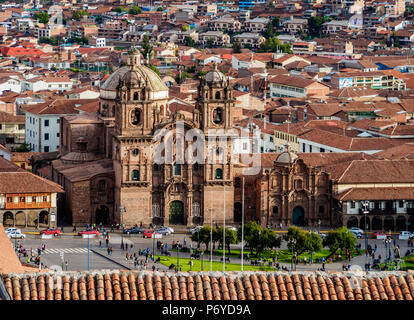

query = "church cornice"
[[205, 180, 232, 186], [121, 181, 151, 188]]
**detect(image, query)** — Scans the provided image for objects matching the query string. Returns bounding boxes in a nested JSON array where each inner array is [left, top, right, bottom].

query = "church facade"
[[51, 49, 235, 227]]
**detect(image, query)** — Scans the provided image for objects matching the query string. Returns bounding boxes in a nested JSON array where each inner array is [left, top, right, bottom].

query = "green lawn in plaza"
[[192, 248, 362, 264], [154, 255, 275, 272]]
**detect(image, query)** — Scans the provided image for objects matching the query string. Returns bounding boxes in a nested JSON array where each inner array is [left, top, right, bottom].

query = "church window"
[[133, 92, 139, 100], [193, 163, 199, 171], [173, 163, 181, 176], [153, 164, 159, 171], [215, 91, 221, 100], [216, 147, 223, 155], [132, 170, 140, 181], [295, 179, 303, 189], [132, 149, 139, 156], [319, 205, 324, 215], [215, 168, 223, 180], [273, 206, 278, 216], [213, 108, 223, 124], [234, 177, 241, 188], [98, 180, 106, 192], [132, 108, 141, 125]]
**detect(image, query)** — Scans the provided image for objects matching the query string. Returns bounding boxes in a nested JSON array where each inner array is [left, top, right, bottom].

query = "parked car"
[[189, 226, 203, 234], [124, 227, 143, 234], [143, 230, 160, 238], [372, 231, 390, 240], [318, 232, 327, 239], [40, 228, 61, 236], [398, 231, 414, 240], [155, 227, 171, 235], [350, 227, 364, 234], [7, 231, 26, 239], [350, 230, 362, 239], [227, 226, 238, 232], [78, 230, 100, 236], [5, 227, 20, 234]]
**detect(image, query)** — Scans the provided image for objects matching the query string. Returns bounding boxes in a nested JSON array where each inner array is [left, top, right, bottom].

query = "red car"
[[372, 231, 391, 239], [40, 228, 61, 236], [143, 230, 159, 238], [78, 230, 100, 236]]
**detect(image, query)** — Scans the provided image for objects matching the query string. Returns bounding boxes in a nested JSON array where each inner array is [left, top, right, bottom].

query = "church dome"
[[275, 144, 298, 164], [100, 49, 168, 100], [204, 63, 227, 85]]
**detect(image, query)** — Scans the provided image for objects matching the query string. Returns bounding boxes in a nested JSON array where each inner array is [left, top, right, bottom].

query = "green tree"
[[128, 6, 142, 15], [194, 70, 207, 79], [308, 16, 324, 37], [232, 39, 242, 53], [237, 221, 262, 255], [34, 12, 49, 24], [181, 25, 189, 32], [157, 7, 163, 11], [141, 34, 153, 63], [216, 227, 238, 254], [259, 36, 292, 53], [257, 228, 281, 257], [15, 142, 32, 152], [148, 64, 160, 76], [72, 10, 88, 21], [191, 226, 214, 250], [184, 36, 195, 47], [95, 15, 103, 24], [185, 65, 196, 74], [174, 71, 191, 84], [392, 32, 400, 48], [206, 38, 214, 48], [113, 7, 126, 13], [323, 227, 357, 259], [285, 227, 322, 257]]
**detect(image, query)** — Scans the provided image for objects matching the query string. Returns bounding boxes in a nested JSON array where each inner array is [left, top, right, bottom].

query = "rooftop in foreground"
[[1, 270, 414, 300]]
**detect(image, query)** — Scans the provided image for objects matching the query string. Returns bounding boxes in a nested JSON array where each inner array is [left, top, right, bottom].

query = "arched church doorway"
[[3, 212, 13, 226], [169, 201, 185, 225], [234, 202, 242, 223], [96, 205, 109, 225], [292, 206, 305, 226]]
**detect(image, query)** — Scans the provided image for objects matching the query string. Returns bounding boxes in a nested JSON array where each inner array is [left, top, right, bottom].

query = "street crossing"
[[42, 248, 90, 255]]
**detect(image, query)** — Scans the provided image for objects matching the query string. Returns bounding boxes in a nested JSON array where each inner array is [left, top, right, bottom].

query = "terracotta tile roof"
[[0, 171, 64, 194], [336, 187, 414, 201], [0, 225, 25, 275], [335, 159, 414, 183], [0, 111, 25, 123], [11, 152, 41, 163], [374, 142, 414, 160], [2, 271, 414, 300]]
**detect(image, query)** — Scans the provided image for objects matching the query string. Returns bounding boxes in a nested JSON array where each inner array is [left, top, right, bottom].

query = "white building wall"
[[25, 112, 62, 152]]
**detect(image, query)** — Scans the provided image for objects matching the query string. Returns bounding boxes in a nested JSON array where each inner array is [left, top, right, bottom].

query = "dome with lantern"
[[100, 48, 168, 101]]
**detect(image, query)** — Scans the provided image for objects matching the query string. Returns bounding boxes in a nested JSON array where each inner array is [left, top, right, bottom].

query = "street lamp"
[[362, 201, 369, 253], [318, 219, 321, 234], [290, 239, 296, 271], [119, 206, 126, 249]]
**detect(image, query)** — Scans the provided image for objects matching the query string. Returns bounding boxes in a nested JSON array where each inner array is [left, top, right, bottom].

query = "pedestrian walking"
[[107, 247, 110, 255], [105, 238, 109, 247], [99, 240, 102, 248], [152, 265, 156, 272]]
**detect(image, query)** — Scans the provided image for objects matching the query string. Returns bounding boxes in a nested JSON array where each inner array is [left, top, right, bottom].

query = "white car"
[[227, 226, 238, 232], [7, 231, 26, 239], [5, 227, 20, 234], [166, 227, 174, 233], [190, 226, 203, 234], [350, 227, 364, 234], [398, 231, 413, 240]]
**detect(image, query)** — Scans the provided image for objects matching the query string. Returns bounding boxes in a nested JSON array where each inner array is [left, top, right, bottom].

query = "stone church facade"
[[257, 148, 332, 228], [51, 49, 235, 227]]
